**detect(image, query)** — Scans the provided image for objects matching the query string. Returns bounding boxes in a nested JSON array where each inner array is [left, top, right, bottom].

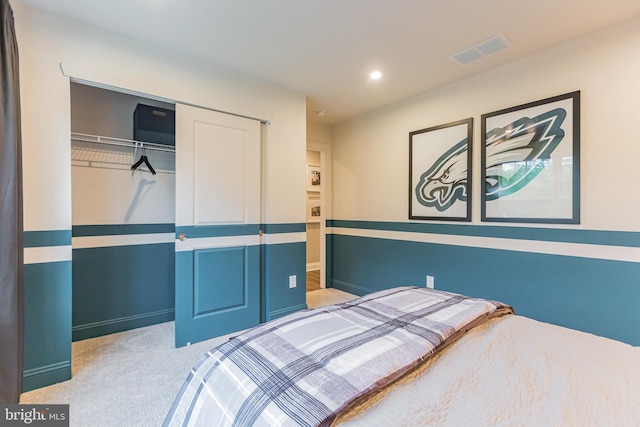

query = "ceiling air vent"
[[450, 34, 511, 66]]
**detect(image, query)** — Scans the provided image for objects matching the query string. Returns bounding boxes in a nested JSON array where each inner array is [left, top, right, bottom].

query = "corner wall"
[[330, 17, 640, 344], [15, 2, 307, 391]]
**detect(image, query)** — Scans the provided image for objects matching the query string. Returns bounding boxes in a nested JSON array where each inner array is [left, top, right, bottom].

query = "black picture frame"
[[480, 91, 580, 223], [409, 118, 473, 221]]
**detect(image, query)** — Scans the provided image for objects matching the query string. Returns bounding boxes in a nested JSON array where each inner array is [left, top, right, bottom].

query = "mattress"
[[336, 314, 640, 426], [164, 287, 512, 426], [165, 287, 640, 426]]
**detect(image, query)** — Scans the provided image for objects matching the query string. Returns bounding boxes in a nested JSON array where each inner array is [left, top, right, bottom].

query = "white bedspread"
[[164, 287, 511, 427], [337, 315, 640, 426]]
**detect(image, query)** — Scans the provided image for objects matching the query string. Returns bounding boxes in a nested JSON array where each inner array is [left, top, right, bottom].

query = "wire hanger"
[[131, 142, 156, 175]]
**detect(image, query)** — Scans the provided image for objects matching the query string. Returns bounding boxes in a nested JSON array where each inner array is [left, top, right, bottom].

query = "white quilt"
[[337, 315, 640, 426], [163, 287, 512, 427]]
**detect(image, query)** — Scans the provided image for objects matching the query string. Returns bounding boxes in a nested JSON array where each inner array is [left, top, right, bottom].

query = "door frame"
[[306, 140, 331, 289]]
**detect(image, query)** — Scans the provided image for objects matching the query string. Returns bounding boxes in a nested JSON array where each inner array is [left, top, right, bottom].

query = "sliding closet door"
[[174, 104, 262, 347]]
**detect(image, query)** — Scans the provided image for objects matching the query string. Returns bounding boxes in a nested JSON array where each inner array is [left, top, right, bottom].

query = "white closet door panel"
[[194, 122, 245, 224], [175, 104, 260, 227]]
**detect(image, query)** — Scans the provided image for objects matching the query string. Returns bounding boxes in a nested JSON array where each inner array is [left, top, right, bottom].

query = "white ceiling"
[[14, 0, 640, 125]]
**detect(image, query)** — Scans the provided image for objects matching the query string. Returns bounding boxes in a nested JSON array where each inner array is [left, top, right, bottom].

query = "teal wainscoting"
[[328, 221, 640, 345], [173, 223, 306, 345], [262, 223, 308, 322], [23, 260, 72, 392], [23, 229, 72, 247], [22, 223, 308, 391], [174, 245, 261, 347], [263, 242, 307, 321], [72, 244, 175, 341], [71, 224, 175, 341]]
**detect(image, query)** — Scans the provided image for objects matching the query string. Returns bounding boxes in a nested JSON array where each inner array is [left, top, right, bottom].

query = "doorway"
[[306, 149, 321, 292], [305, 141, 331, 294]]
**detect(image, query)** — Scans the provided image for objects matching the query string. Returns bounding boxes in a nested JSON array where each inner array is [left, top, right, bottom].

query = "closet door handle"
[[178, 233, 187, 242]]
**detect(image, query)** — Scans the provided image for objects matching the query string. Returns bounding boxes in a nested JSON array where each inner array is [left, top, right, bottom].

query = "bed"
[[163, 286, 640, 426]]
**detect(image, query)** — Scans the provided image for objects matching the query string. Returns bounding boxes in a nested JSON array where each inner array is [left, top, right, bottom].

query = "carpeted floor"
[[20, 288, 356, 427], [306, 287, 355, 308]]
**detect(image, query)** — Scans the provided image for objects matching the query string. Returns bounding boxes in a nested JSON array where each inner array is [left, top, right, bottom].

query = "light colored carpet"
[[20, 288, 357, 427], [306, 288, 356, 308]]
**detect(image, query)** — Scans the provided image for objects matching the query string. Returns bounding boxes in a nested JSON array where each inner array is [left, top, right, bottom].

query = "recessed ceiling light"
[[315, 110, 327, 117], [369, 71, 382, 80]]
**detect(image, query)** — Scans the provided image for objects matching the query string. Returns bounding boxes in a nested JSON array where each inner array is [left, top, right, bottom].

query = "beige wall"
[[332, 16, 640, 233], [307, 120, 332, 145], [15, 2, 307, 234]]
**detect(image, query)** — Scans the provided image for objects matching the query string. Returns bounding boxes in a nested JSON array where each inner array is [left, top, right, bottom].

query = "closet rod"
[[70, 132, 175, 153]]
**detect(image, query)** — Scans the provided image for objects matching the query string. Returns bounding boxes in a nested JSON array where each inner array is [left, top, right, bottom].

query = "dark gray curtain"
[[0, 0, 23, 404]]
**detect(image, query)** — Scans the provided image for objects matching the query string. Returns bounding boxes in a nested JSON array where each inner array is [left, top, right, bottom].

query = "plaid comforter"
[[164, 286, 513, 427]]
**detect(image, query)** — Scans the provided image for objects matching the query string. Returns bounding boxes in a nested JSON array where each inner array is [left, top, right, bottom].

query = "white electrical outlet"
[[289, 275, 297, 288], [426, 275, 435, 289]]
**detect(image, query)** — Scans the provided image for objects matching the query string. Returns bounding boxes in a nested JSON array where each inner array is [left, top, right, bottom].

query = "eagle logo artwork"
[[484, 108, 566, 200], [415, 108, 566, 211], [415, 138, 469, 212]]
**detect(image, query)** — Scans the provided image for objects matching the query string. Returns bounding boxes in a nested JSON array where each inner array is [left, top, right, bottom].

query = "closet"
[[70, 83, 176, 341]]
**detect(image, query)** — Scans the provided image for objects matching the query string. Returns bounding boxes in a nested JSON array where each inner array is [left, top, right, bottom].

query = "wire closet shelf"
[[70, 132, 175, 153]]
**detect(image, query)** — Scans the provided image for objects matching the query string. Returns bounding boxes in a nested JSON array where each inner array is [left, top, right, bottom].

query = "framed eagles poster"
[[481, 91, 580, 223], [409, 118, 473, 221]]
